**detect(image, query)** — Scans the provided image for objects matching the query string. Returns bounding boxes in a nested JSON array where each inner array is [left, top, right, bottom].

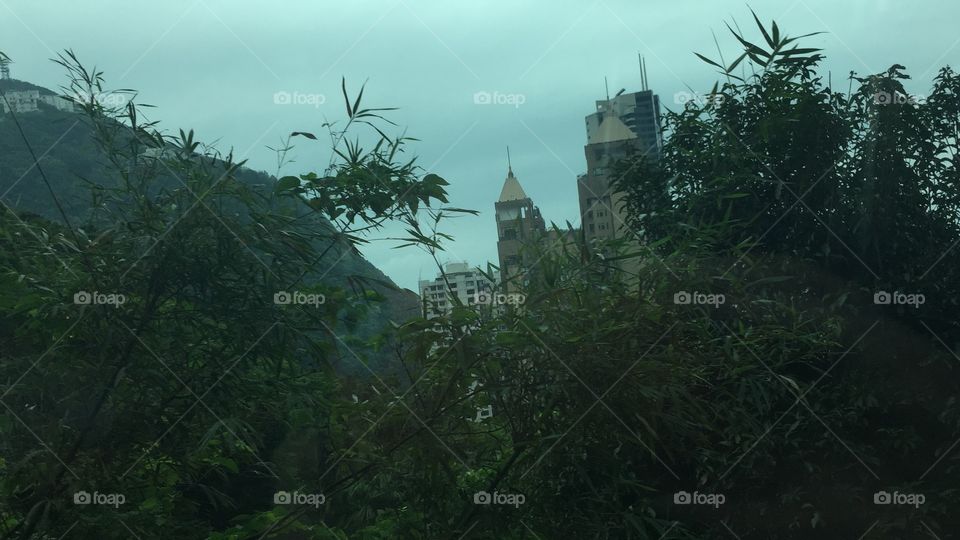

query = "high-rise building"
[[495, 159, 546, 292], [418, 262, 498, 319], [584, 89, 662, 158], [579, 64, 662, 244]]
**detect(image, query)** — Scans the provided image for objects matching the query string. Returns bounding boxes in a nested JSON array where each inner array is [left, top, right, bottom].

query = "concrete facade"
[[419, 262, 498, 319], [495, 166, 546, 293], [1, 89, 79, 115], [579, 89, 662, 244], [0, 90, 39, 114]]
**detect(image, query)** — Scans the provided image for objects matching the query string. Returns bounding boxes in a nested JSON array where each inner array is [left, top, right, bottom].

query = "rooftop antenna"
[[604, 76, 610, 101], [638, 53, 648, 91]]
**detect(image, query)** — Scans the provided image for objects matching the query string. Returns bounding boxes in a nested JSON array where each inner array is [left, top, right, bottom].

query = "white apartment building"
[[418, 262, 499, 319]]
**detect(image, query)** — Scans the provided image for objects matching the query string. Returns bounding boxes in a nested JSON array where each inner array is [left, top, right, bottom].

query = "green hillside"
[[0, 79, 420, 374]]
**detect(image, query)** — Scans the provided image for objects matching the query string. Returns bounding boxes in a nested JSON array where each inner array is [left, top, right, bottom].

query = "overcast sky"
[[3, 0, 959, 291]]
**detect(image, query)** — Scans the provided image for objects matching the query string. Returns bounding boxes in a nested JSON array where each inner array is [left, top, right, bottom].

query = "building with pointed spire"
[[495, 150, 545, 292]]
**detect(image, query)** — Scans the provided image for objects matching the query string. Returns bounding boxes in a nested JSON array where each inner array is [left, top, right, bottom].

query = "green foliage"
[[4, 12, 960, 539]]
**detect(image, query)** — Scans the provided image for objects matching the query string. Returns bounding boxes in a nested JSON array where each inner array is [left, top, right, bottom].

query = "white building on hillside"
[[40, 94, 80, 112], [0, 90, 39, 114], [1, 90, 79, 115]]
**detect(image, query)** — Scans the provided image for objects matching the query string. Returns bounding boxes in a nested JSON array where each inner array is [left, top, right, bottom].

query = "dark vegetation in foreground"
[[2, 13, 960, 539]]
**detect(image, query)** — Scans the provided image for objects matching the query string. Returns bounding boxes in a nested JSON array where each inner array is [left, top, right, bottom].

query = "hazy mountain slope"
[[0, 79, 420, 373]]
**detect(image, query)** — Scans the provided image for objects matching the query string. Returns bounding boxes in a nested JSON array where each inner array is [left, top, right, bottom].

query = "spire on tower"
[[506, 145, 513, 177]]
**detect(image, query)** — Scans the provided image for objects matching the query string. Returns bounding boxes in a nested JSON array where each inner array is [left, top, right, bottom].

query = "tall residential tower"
[[578, 57, 662, 243]]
